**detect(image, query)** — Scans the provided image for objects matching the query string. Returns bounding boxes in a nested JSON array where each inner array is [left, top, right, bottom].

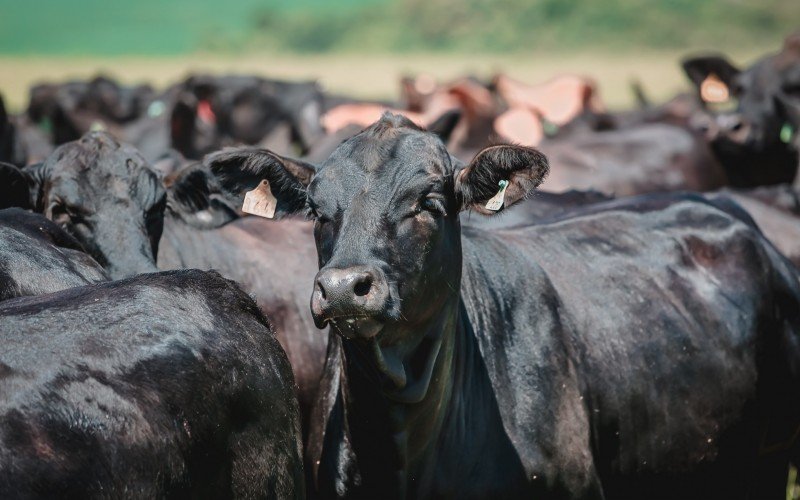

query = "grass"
[[0, 47, 775, 113]]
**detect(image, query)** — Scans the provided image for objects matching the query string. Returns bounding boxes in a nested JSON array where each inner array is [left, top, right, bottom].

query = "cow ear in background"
[[0, 93, 8, 127], [681, 55, 741, 102], [164, 164, 240, 229], [204, 147, 316, 217], [170, 96, 198, 159], [454, 144, 549, 215], [427, 109, 461, 145]]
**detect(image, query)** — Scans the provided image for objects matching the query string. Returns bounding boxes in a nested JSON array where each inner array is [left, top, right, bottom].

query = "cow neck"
[[339, 291, 500, 497]]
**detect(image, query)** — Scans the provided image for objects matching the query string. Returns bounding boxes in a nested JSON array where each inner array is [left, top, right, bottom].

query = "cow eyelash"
[[419, 195, 447, 216], [51, 200, 81, 219], [306, 201, 332, 224], [306, 199, 320, 220]]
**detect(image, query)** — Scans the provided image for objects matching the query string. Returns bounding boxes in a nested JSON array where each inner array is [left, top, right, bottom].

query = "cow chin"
[[328, 315, 384, 340]]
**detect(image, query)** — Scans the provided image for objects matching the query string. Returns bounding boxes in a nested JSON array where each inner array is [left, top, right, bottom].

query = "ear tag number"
[[242, 180, 277, 219], [780, 123, 794, 144], [485, 180, 509, 211]]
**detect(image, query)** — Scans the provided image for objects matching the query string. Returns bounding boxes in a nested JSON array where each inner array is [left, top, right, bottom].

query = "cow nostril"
[[317, 280, 327, 300], [730, 121, 743, 132], [354, 276, 373, 297]]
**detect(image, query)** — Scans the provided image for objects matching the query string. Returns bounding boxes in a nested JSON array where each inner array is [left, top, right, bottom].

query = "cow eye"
[[145, 198, 166, 223], [51, 201, 82, 223], [420, 195, 447, 216], [783, 83, 800, 99], [307, 199, 323, 221]]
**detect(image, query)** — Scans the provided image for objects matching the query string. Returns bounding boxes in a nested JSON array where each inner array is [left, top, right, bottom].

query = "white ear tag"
[[242, 180, 277, 219], [484, 180, 509, 211]]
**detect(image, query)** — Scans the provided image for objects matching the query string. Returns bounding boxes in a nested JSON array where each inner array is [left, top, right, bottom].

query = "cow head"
[[26, 76, 154, 146], [208, 113, 548, 393], [682, 32, 800, 185], [170, 75, 323, 160], [0, 132, 166, 279]]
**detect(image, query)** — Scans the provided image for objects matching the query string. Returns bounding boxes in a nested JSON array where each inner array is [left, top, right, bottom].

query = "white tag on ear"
[[242, 180, 277, 219], [484, 180, 509, 211]]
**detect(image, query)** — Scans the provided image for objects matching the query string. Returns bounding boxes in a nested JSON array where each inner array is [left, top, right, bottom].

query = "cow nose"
[[717, 114, 751, 144], [311, 265, 390, 327], [689, 113, 719, 141]]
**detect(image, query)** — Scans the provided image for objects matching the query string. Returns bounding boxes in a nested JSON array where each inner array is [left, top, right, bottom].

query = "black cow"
[[0, 207, 107, 301], [682, 31, 800, 186], [0, 132, 166, 279], [157, 166, 326, 434], [460, 189, 613, 229], [170, 74, 326, 160], [0, 94, 20, 165], [0, 269, 304, 498], [463, 183, 800, 268], [27, 75, 155, 145], [212, 113, 800, 499]]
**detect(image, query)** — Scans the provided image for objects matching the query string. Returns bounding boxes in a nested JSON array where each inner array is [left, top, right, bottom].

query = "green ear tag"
[[780, 123, 794, 144], [542, 119, 560, 137], [485, 180, 509, 211]]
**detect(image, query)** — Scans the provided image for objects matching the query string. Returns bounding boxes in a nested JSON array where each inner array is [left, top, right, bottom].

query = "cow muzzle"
[[715, 113, 752, 145], [691, 112, 752, 146], [311, 265, 390, 339]]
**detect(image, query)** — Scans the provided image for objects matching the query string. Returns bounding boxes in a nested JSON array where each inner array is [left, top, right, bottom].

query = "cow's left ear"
[[681, 55, 741, 99], [204, 147, 316, 217], [165, 164, 241, 229], [454, 144, 549, 215]]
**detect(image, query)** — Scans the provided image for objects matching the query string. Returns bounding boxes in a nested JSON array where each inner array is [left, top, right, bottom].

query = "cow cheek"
[[396, 218, 451, 313]]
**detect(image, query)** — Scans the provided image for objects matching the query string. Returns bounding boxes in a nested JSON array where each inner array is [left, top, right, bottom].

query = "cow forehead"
[[311, 125, 452, 203], [46, 139, 159, 201]]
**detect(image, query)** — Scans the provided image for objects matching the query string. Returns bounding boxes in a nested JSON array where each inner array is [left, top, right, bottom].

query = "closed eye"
[[306, 198, 321, 220], [420, 194, 447, 216], [783, 83, 800, 99], [51, 200, 85, 222]]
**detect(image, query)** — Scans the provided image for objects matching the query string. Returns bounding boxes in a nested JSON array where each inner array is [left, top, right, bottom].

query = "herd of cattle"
[[2, 32, 800, 499]]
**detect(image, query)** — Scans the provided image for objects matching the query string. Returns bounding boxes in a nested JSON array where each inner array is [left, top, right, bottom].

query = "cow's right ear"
[[681, 55, 741, 101], [0, 162, 45, 210], [0, 163, 31, 209], [204, 148, 316, 217]]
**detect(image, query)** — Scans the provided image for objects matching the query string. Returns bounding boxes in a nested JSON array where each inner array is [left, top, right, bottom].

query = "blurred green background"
[[1, 0, 795, 55], [0, 0, 797, 111]]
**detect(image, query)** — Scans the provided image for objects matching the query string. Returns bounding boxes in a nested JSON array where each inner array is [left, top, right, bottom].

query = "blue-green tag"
[[542, 119, 560, 137], [485, 180, 509, 211], [780, 123, 794, 144]]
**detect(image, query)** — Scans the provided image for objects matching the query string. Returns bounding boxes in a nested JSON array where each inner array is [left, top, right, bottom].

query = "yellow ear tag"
[[242, 180, 277, 219], [484, 180, 509, 211]]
